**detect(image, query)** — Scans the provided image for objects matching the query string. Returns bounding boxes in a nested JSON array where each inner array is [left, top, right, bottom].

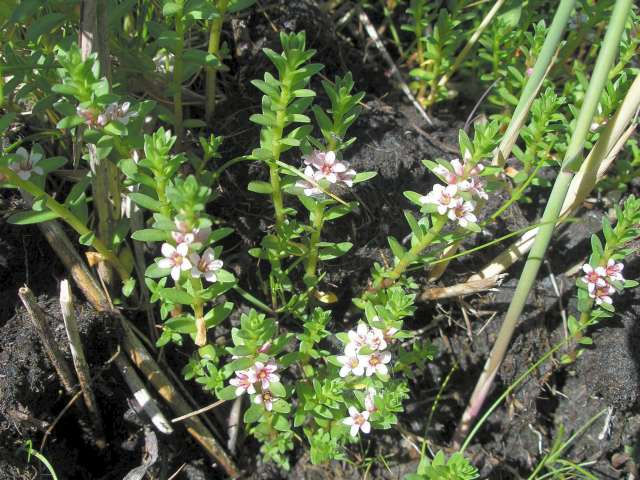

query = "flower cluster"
[[10, 147, 44, 180], [337, 323, 397, 378], [296, 150, 357, 197], [582, 259, 625, 305], [229, 359, 280, 411], [420, 154, 487, 227], [76, 101, 137, 128], [156, 218, 222, 282]]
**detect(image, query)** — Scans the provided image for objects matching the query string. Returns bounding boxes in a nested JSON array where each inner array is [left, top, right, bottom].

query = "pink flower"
[[189, 248, 223, 283], [420, 184, 458, 215], [604, 259, 624, 282], [464, 176, 488, 200], [366, 327, 387, 351], [337, 354, 365, 377], [343, 406, 371, 437], [364, 387, 377, 413], [345, 323, 370, 355], [582, 264, 607, 293], [10, 147, 44, 180], [364, 351, 391, 376], [229, 370, 256, 396], [447, 198, 477, 227], [254, 390, 274, 411], [249, 360, 279, 389], [157, 242, 192, 281], [590, 283, 615, 305], [303, 150, 357, 188]]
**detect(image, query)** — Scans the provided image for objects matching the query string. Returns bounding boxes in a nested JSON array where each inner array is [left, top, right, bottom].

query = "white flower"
[[296, 165, 323, 197], [157, 242, 192, 281], [254, 390, 274, 411], [447, 198, 477, 227], [364, 351, 391, 377], [343, 406, 371, 437], [337, 354, 365, 377], [248, 360, 279, 390], [345, 323, 370, 355], [229, 370, 256, 396], [420, 184, 458, 215], [97, 102, 137, 127], [604, 259, 624, 282], [189, 248, 223, 283], [10, 147, 44, 180], [366, 327, 387, 351], [582, 264, 607, 294], [364, 387, 377, 413], [590, 283, 615, 305]]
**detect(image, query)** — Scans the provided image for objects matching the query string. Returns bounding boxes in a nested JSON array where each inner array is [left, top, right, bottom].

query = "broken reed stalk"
[[419, 274, 506, 301], [119, 318, 239, 477], [59, 280, 106, 449], [18, 287, 76, 395], [113, 353, 173, 435], [470, 71, 640, 281], [38, 220, 111, 311], [454, 0, 633, 446], [80, 0, 120, 292]]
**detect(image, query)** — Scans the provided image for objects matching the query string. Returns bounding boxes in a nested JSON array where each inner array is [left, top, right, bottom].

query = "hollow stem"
[[205, 0, 228, 123]]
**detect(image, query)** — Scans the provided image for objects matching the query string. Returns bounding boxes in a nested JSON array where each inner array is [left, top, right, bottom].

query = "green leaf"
[[77, 231, 95, 246], [131, 229, 167, 242], [162, 2, 181, 16], [272, 414, 290, 432], [387, 236, 405, 259], [403, 190, 424, 206], [352, 171, 377, 184], [122, 277, 136, 297], [57, 115, 85, 129], [217, 385, 238, 401], [247, 181, 273, 194], [159, 288, 194, 305], [292, 89, 315, 98], [272, 399, 291, 414], [244, 404, 262, 423], [270, 381, 286, 397], [318, 242, 353, 260], [103, 121, 128, 136], [129, 192, 163, 212], [228, 0, 257, 12], [7, 210, 60, 225]]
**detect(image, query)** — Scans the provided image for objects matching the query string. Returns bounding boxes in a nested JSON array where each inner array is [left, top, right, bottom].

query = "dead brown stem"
[[420, 274, 507, 301], [18, 287, 77, 395], [60, 280, 106, 448]]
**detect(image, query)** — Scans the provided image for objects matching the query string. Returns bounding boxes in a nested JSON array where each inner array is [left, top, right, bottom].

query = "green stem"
[[269, 82, 292, 231], [2, 167, 130, 282], [370, 214, 447, 293], [173, 11, 185, 145], [304, 203, 326, 284], [205, 0, 228, 123]]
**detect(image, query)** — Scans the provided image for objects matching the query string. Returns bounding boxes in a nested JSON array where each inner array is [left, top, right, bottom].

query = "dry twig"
[[420, 274, 507, 301], [18, 287, 76, 395], [60, 280, 106, 448]]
